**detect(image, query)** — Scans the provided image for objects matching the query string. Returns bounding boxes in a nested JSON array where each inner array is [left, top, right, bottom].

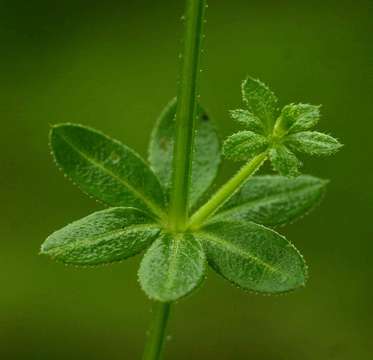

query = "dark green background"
[[1, 0, 372, 358]]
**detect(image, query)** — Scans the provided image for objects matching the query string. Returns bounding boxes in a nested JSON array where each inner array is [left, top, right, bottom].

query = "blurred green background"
[[1, 0, 372, 358]]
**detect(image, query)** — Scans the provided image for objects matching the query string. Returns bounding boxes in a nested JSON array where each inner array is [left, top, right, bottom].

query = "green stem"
[[188, 152, 268, 229], [142, 302, 171, 360], [142, 1, 206, 359], [170, 0, 206, 231]]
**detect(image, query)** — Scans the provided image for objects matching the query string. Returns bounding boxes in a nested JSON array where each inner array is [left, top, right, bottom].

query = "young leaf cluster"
[[224, 78, 343, 176], [42, 78, 341, 303]]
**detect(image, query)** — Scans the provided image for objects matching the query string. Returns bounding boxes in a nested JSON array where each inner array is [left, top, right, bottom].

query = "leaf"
[[50, 124, 166, 218], [195, 221, 307, 294], [276, 103, 320, 135], [286, 131, 343, 156], [138, 232, 206, 302], [223, 131, 269, 161], [212, 175, 328, 227], [269, 145, 301, 177], [148, 99, 221, 209], [242, 77, 279, 134], [229, 109, 264, 134], [41, 208, 160, 266]]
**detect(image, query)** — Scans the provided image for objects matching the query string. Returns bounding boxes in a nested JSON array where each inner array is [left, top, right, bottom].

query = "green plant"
[[41, 0, 342, 359]]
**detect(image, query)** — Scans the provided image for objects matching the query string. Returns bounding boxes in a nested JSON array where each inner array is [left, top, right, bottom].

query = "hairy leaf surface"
[[212, 175, 327, 226], [223, 131, 269, 161], [51, 124, 165, 218], [196, 221, 307, 293], [139, 232, 205, 302], [286, 131, 342, 156], [229, 109, 264, 134], [41, 208, 160, 265], [148, 99, 220, 209], [242, 77, 279, 134], [269, 145, 301, 177], [276, 104, 320, 135]]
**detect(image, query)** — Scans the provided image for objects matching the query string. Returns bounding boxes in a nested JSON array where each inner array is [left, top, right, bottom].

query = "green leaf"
[[148, 99, 221, 209], [229, 109, 264, 134], [212, 175, 328, 227], [195, 221, 307, 294], [41, 208, 160, 266], [50, 124, 166, 218], [269, 145, 301, 177], [223, 131, 269, 161], [275, 104, 320, 136], [138, 232, 206, 302], [242, 77, 279, 134], [286, 131, 343, 156]]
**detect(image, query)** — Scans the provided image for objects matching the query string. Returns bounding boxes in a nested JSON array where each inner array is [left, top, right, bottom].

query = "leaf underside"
[[212, 175, 327, 227], [50, 124, 165, 217], [41, 207, 160, 266], [148, 99, 221, 209], [196, 221, 307, 294], [138, 232, 206, 302]]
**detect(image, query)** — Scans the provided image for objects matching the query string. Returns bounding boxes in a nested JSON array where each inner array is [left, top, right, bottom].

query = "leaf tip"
[[40, 236, 55, 255], [49, 123, 77, 142], [39, 245, 46, 256]]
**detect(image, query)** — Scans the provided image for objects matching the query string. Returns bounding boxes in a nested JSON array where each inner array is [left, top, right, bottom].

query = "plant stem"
[[170, 0, 206, 231], [142, 1, 206, 359], [188, 152, 268, 229], [142, 302, 171, 360]]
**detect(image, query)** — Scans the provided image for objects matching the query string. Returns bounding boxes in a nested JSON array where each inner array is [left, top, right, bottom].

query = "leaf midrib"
[[57, 132, 165, 218], [213, 182, 323, 221], [196, 231, 287, 278], [164, 234, 183, 293], [239, 132, 267, 148], [48, 223, 159, 252]]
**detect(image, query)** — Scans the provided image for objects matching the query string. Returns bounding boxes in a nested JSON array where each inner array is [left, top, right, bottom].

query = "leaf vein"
[[57, 132, 165, 218], [164, 234, 183, 291], [213, 183, 322, 221], [197, 231, 286, 277], [49, 224, 159, 251]]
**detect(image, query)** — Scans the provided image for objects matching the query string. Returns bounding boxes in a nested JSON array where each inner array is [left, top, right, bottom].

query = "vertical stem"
[[142, 1, 206, 359], [170, 0, 207, 230], [142, 302, 171, 360]]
